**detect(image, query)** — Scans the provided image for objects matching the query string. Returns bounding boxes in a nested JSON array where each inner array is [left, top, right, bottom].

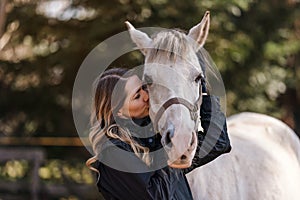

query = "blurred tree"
[[0, 0, 299, 141], [0, 0, 7, 37]]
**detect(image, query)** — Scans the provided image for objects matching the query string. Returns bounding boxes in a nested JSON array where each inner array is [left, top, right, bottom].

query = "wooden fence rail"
[[0, 138, 102, 199], [0, 148, 45, 200], [0, 137, 89, 146]]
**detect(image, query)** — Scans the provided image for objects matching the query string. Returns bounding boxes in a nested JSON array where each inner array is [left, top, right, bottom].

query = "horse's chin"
[[168, 159, 192, 169]]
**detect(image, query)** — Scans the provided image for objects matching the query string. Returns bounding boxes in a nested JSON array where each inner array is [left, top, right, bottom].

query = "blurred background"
[[0, 0, 299, 199]]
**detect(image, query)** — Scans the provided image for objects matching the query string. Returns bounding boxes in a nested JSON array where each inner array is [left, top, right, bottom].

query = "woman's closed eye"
[[134, 93, 141, 99], [132, 87, 142, 100]]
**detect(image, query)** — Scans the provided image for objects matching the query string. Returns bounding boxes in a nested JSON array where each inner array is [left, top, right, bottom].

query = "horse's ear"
[[187, 11, 210, 51], [125, 21, 152, 55]]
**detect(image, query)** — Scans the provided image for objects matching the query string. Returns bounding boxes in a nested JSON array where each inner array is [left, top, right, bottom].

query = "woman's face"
[[119, 75, 149, 119]]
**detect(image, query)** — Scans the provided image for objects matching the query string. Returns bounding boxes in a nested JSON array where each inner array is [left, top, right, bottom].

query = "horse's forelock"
[[147, 30, 192, 63]]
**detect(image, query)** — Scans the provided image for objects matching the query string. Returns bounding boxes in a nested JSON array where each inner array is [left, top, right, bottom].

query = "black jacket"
[[95, 95, 231, 200]]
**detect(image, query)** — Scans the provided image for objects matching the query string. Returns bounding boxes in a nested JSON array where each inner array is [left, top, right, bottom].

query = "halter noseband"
[[152, 81, 204, 133]]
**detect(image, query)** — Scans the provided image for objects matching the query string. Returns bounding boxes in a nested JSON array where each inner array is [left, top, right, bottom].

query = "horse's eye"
[[195, 74, 203, 83], [144, 74, 153, 86]]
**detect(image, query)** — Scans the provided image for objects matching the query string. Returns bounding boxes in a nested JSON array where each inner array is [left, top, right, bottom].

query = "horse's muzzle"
[[167, 131, 197, 169]]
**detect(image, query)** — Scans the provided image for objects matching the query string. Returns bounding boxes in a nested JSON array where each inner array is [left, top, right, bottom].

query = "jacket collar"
[[114, 116, 162, 151]]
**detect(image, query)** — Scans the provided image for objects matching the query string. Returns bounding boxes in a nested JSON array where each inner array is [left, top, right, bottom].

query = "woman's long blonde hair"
[[86, 68, 150, 173]]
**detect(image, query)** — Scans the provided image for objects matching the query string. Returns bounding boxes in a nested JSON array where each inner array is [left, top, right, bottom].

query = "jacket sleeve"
[[97, 144, 179, 200], [183, 95, 231, 174]]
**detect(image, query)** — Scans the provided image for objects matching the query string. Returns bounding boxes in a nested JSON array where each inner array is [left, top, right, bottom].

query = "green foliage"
[[0, 159, 93, 184], [39, 159, 94, 184], [0, 159, 29, 180], [0, 0, 299, 136]]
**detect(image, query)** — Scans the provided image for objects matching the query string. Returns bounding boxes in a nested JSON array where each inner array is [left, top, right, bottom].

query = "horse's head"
[[126, 11, 210, 168]]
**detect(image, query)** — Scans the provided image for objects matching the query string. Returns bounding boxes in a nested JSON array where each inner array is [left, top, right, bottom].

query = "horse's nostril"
[[181, 155, 187, 160], [163, 124, 175, 145], [165, 130, 173, 144]]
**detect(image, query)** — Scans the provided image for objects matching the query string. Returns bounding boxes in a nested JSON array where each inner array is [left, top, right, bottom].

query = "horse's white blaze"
[[186, 112, 300, 200]]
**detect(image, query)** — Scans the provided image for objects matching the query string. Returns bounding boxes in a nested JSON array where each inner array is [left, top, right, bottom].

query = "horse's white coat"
[[186, 112, 300, 200], [126, 13, 210, 167], [126, 12, 300, 199]]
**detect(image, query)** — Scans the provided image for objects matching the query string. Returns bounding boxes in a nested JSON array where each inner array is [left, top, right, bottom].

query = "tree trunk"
[[0, 0, 7, 38]]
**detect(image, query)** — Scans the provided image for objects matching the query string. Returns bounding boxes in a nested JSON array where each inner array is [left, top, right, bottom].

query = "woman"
[[86, 67, 231, 200]]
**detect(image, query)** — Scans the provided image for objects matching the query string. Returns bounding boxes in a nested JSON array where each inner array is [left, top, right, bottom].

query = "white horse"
[[126, 12, 300, 199], [187, 112, 300, 200]]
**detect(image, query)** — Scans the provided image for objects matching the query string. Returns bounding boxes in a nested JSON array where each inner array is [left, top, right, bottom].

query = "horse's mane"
[[197, 48, 224, 96]]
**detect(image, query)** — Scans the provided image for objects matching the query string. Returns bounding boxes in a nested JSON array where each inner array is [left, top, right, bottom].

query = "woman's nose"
[[141, 89, 149, 102]]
